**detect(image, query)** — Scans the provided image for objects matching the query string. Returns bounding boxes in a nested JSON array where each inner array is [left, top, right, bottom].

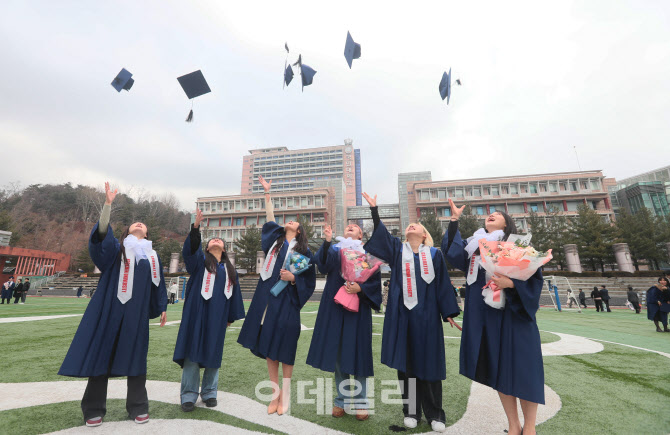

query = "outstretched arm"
[[260, 176, 275, 223], [97, 181, 117, 237]]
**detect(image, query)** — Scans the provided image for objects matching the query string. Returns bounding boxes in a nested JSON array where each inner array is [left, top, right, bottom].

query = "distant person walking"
[[626, 286, 641, 314], [591, 286, 603, 312], [600, 285, 612, 312], [647, 277, 670, 332], [566, 288, 578, 308], [22, 278, 30, 303], [1, 277, 15, 304], [76, 286, 84, 298], [168, 283, 178, 304], [13, 279, 23, 304], [578, 289, 587, 308]]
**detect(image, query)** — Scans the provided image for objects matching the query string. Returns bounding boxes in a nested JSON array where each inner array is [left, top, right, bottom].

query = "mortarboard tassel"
[[186, 109, 193, 123]]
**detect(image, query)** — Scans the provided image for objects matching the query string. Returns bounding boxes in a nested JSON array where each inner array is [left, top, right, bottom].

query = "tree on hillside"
[[419, 209, 443, 245], [234, 225, 262, 272], [616, 208, 670, 270], [153, 237, 182, 270]]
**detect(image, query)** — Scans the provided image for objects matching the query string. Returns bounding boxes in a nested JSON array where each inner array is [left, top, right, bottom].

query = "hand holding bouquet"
[[334, 248, 383, 312], [478, 235, 552, 309], [270, 252, 311, 297]]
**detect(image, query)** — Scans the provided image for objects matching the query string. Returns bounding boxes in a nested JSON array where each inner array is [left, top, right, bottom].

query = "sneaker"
[[85, 417, 103, 427], [134, 414, 149, 424], [205, 398, 217, 407], [431, 421, 446, 432], [355, 409, 369, 421], [403, 417, 418, 429], [181, 402, 195, 412]]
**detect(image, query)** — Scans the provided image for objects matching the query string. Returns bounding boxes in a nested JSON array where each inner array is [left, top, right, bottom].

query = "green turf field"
[[0, 298, 668, 434]]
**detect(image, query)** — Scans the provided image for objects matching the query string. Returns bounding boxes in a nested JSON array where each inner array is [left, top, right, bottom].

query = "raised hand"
[[362, 192, 377, 207], [324, 224, 332, 242], [194, 208, 204, 228], [104, 182, 118, 205], [448, 198, 466, 221], [259, 176, 272, 193]]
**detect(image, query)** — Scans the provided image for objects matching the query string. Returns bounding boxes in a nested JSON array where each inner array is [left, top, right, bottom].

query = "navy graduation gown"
[[59, 224, 168, 378], [364, 222, 460, 382], [443, 227, 545, 404], [173, 233, 245, 369], [306, 241, 382, 377], [237, 221, 316, 365]]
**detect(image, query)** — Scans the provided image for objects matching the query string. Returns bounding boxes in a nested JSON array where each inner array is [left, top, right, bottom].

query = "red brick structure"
[[0, 246, 70, 282]]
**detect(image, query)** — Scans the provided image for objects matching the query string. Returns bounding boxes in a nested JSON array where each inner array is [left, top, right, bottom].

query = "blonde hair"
[[404, 222, 433, 247]]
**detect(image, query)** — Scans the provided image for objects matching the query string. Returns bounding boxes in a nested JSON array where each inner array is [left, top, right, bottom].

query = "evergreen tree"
[[234, 225, 262, 272], [297, 214, 315, 239], [572, 204, 616, 272], [152, 237, 182, 270], [419, 209, 444, 245], [73, 246, 95, 273]]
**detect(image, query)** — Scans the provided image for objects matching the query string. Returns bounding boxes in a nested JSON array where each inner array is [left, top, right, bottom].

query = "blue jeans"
[[334, 359, 369, 410], [181, 358, 219, 404]]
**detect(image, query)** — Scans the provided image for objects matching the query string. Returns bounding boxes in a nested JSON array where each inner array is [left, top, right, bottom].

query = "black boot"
[[664, 326, 670, 332], [655, 321, 662, 332]]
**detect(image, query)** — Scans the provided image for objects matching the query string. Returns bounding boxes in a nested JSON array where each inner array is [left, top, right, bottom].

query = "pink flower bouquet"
[[478, 237, 553, 309], [333, 248, 383, 312]]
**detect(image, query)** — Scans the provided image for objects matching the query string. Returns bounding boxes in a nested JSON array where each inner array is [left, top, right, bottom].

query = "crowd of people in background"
[[1, 276, 30, 304]]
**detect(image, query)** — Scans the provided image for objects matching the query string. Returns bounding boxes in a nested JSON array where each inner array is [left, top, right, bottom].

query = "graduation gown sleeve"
[[363, 221, 401, 266], [89, 223, 120, 272], [434, 249, 461, 320], [262, 221, 285, 253], [228, 272, 246, 323], [359, 270, 382, 311], [442, 222, 468, 272]]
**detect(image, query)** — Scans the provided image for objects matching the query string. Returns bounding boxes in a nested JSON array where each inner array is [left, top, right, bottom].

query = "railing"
[[31, 271, 66, 289]]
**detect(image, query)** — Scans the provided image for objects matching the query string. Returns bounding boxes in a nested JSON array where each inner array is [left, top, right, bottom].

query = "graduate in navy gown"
[[173, 208, 245, 412], [443, 199, 544, 435], [59, 183, 167, 428], [362, 193, 461, 433], [237, 176, 316, 415], [306, 222, 381, 421], [647, 276, 670, 332]]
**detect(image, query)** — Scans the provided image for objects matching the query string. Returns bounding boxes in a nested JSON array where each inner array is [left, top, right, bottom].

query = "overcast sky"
[[1, 0, 668, 210]]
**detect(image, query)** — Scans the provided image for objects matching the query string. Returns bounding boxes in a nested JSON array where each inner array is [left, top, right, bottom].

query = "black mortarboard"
[[285, 42, 289, 53], [293, 54, 302, 67], [344, 31, 361, 69], [284, 64, 294, 88], [177, 70, 211, 122], [439, 68, 451, 104], [300, 64, 317, 91], [456, 78, 462, 86], [111, 68, 134, 92]]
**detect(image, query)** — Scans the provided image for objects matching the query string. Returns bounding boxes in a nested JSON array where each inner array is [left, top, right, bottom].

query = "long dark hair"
[[272, 224, 309, 256], [118, 226, 150, 263], [204, 239, 237, 285]]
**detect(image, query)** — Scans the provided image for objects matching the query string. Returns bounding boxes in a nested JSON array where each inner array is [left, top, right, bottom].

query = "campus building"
[[196, 180, 346, 250], [609, 165, 670, 217], [240, 140, 361, 208], [405, 170, 615, 232]]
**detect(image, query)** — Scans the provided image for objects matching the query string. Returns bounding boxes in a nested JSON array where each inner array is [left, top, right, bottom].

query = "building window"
[[420, 191, 429, 200], [491, 187, 499, 196], [530, 203, 539, 212], [570, 182, 577, 192], [473, 188, 481, 196], [444, 208, 452, 217], [234, 218, 243, 226], [529, 184, 537, 194], [510, 185, 518, 194], [590, 180, 599, 190], [549, 183, 557, 192], [438, 189, 446, 199], [489, 205, 497, 213], [455, 189, 464, 198], [476, 206, 485, 215], [508, 204, 524, 214]]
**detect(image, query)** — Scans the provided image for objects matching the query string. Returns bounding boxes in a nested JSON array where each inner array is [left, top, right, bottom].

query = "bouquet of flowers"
[[333, 248, 383, 312], [270, 252, 311, 297], [478, 235, 553, 309]]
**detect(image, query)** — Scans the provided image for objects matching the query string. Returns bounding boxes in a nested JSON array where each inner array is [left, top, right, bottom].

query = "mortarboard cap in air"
[[439, 68, 452, 104], [284, 64, 294, 88], [177, 70, 211, 122], [300, 64, 317, 91], [111, 68, 134, 92], [344, 31, 361, 69]]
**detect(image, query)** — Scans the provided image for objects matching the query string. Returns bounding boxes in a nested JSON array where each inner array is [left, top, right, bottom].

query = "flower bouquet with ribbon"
[[333, 248, 383, 312], [270, 252, 311, 297], [478, 234, 552, 309]]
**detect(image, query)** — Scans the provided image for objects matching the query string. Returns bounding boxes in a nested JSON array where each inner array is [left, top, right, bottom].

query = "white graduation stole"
[[201, 263, 233, 300], [401, 243, 435, 310], [260, 238, 297, 281], [117, 250, 160, 304]]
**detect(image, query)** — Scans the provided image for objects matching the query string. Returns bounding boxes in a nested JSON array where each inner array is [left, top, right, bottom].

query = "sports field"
[[1, 298, 669, 434]]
